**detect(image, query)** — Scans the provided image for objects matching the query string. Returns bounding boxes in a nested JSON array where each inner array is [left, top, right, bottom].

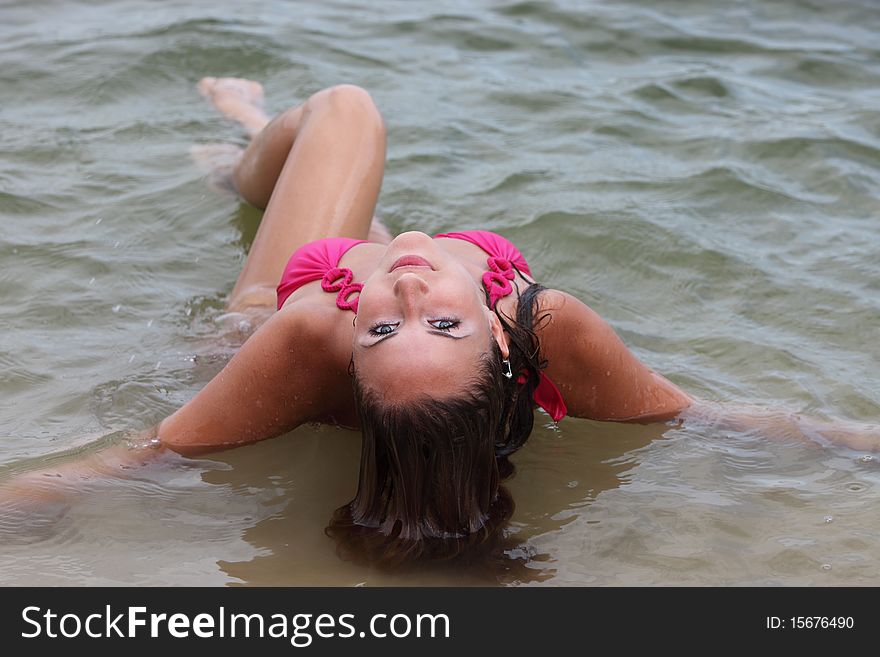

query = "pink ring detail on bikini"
[[482, 256, 516, 309], [321, 267, 362, 313]]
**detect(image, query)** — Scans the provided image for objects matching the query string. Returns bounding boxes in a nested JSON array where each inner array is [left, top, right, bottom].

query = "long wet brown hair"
[[327, 282, 549, 567]]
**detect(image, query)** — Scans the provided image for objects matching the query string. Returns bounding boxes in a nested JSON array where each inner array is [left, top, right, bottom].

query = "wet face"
[[353, 231, 508, 401]]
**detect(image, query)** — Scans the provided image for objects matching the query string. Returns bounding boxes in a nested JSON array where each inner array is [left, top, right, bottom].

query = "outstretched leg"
[[199, 78, 387, 311]]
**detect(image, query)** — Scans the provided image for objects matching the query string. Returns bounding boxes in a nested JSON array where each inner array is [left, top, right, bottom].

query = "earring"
[[501, 359, 513, 379]]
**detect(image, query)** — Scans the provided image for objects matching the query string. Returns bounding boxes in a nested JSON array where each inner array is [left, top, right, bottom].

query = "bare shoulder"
[[533, 288, 567, 312], [533, 289, 602, 337], [532, 289, 611, 372], [276, 298, 341, 340], [274, 300, 352, 372], [278, 298, 354, 372]]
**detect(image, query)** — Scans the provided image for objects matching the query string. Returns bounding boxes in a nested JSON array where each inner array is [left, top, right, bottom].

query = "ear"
[[486, 309, 510, 359]]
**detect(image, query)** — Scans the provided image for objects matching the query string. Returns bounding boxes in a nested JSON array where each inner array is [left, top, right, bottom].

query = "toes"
[[197, 76, 266, 118], [197, 76, 217, 97]]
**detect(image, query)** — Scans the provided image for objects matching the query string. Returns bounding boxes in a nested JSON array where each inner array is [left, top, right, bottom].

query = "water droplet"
[[185, 307, 192, 316], [128, 354, 135, 363], [566, 480, 578, 488], [113, 241, 120, 248], [605, 370, 611, 376], [12, 248, 18, 255], [147, 319, 154, 327], [88, 277, 95, 286], [155, 361, 162, 369], [821, 563, 832, 571], [112, 304, 122, 313], [95, 217, 102, 225], [858, 455, 873, 463], [823, 515, 833, 523]]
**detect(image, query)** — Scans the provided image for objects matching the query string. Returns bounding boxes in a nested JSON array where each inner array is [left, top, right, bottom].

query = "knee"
[[306, 84, 385, 135], [319, 83, 375, 108]]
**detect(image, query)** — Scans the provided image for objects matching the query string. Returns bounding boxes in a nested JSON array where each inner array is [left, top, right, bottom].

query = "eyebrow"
[[363, 330, 470, 348]]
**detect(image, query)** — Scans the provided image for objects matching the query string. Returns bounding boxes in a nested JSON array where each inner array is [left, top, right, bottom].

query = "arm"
[[539, 290, 693, 422], [538, 291, 880, 450], [157, 303, 339, 455], [0, 303, 340, 499], [680, 400, 880, 452]]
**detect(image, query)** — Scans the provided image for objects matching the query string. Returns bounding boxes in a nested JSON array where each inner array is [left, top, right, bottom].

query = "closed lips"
[[390, 255, 433, 271]]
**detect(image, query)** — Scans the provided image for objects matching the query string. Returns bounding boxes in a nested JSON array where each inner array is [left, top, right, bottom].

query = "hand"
[[681, 400, 880, 451]]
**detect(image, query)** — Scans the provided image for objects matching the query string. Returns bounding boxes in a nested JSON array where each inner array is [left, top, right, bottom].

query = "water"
[[1, 0, 879, 585]]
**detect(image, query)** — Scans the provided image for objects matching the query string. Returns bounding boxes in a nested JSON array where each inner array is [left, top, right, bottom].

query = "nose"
[[393, 272, 429, 305]]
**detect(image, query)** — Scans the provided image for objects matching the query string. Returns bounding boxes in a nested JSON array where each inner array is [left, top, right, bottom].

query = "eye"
[[368, 322, 399, 336], [430, 318, 460, 332]]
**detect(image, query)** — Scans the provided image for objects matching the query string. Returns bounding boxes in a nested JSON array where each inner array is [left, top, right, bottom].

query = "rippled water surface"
[[1, 0, 879, 585]]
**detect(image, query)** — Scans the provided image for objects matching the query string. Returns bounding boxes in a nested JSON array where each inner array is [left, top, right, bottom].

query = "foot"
[[189, 143, 244, 192], [198, 77, 269, 138]]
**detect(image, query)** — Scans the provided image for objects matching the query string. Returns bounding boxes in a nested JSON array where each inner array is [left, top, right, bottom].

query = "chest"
[[281, 238, 532, 318]]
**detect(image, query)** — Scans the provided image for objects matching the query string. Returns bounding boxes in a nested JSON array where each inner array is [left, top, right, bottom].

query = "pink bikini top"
[[275, 230, 567, 421]]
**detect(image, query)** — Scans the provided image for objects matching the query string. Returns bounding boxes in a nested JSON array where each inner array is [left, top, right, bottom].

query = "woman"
[[4, 78, 878, 565]]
